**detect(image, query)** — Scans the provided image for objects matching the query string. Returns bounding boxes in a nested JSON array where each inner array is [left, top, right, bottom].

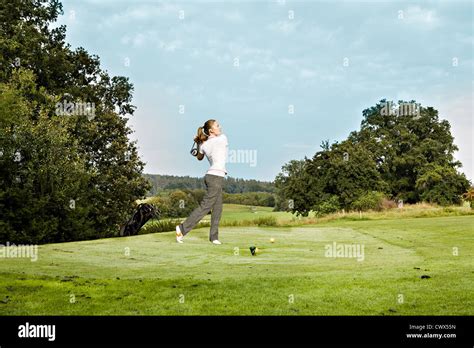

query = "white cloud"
[[191, 37, 275, 71], [299, 68, 317, 79], [267, 20, 301, 35], [278, 58, 297, 67], [305, 25, 343, 45], [158, 39, 182, 52], [120, 31, 182, 51], [100, 3, 184, 28], [402, 6, 440, 29], [250, 72, 271, 83], [121, 33, 147, 47], [213, 9, 243, 23]]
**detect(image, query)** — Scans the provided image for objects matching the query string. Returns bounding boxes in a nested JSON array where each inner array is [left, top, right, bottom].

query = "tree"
[[0, 70, 94, 243], [274, 159, 313, 216], [0, 0, 151, 242], [416, 164, 470, 206], [309, 139, 389, 210], [350, 99, 467, 203]]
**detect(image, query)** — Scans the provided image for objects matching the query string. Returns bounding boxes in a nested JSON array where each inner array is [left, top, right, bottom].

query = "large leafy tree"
[[349, 99, 469, 204], [0, 0, 151, 242]]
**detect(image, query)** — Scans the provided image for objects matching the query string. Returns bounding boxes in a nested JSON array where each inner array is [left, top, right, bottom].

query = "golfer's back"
[[200, 134, 228, 177]]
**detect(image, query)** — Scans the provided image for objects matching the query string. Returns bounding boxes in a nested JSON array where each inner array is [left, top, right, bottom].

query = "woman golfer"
[[175, 119, 228, 245]]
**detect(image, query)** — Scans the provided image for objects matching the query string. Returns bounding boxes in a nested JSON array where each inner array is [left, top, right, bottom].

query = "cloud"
[[305, 25, 343, 45], [278, 57, 297, 66], [190, 37, 275, 71], [250, 72, 271, 83], [299, 68, 317, 79], [158, 39, 182, 52], [121, 31, 182, 51], [105, 3, 183, 25], [213, 9, 244, 23], [401, 6, 440, 29], [267, 20, 301, 35], [121, 32, 148, 47]]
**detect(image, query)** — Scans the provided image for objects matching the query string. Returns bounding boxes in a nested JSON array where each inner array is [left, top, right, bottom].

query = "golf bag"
[[120, 203, 158, 236]]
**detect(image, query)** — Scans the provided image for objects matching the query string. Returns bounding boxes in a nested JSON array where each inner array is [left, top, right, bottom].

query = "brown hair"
[[194, 119, 216, 144]]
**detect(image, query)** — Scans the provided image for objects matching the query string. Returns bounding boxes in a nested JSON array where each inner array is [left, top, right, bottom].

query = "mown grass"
[[0, 214, 472, 315]]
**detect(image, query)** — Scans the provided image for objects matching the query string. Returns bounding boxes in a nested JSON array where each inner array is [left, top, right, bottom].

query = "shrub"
[[380, 198, 397, 210], [314, 195, 340, 216], [253, 216, 277, 226], [462, 187, 474, 209], [350, 191, 386, 212]]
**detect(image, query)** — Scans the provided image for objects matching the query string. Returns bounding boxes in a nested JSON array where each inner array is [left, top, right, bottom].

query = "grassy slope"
[[0, 214, 472, 315]]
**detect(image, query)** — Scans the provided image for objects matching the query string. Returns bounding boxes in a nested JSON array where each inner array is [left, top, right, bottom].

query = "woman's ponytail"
[[194, 126, 208, 144], [193, 119, 215, 144]]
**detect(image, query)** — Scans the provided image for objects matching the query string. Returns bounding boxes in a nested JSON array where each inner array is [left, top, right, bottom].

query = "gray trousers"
[[179, 174, 224, 241]]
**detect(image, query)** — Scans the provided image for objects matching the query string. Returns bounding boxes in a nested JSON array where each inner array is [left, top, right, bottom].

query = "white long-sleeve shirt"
[[199, 134, 228, 177]]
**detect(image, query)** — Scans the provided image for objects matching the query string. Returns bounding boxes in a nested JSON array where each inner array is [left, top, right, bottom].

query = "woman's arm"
[[197, 143, 204, 160]]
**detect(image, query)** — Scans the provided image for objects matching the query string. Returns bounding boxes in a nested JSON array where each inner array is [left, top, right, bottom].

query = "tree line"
[[143, 174, 274, 196], [274, 100, 471, 216]]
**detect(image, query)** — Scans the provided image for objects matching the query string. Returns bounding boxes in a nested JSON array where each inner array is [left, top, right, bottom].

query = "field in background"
[[140, 202, 473, 234], [0, 211, 472, 315]]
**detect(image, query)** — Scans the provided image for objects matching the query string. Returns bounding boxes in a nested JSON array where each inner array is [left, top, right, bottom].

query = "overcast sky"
[[55, 0, 473, 183]]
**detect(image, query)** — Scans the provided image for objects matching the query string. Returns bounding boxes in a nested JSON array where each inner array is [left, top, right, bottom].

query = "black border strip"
[[0, 315, 472, 346]]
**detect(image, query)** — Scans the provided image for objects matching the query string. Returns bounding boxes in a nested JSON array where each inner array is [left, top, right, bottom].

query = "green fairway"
[[145, 203, 293, 225], [0, 215, 472, 315], [206, 203, 293, 223]]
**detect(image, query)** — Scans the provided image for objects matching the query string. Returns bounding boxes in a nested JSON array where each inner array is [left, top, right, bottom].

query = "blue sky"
[[55, 0, 473, 182]]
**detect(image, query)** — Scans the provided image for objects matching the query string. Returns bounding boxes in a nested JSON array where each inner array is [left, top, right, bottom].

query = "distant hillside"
[[143, 174, 275, 196]]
